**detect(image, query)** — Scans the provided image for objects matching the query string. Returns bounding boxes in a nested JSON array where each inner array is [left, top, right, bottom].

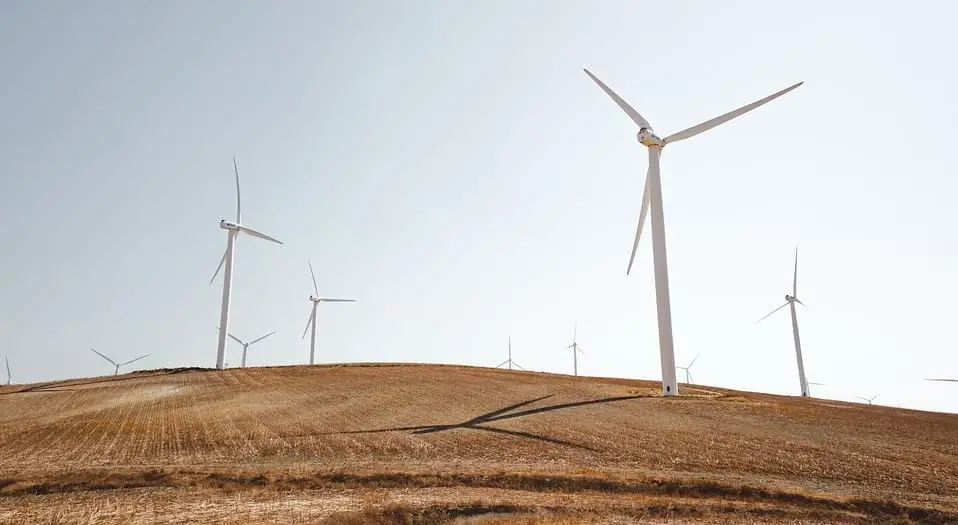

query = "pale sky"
[[2, 1, 956, 413]]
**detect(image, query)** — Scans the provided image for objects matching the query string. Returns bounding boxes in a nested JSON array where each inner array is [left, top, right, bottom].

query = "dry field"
[[0, 363, 956, 524]]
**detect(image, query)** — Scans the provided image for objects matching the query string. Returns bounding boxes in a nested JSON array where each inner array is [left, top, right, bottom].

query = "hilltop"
[[0, 363, 956, 524]]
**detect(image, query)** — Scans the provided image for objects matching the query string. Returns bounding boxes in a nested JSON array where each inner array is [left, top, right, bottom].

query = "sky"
[[1, 1, 957, 413]]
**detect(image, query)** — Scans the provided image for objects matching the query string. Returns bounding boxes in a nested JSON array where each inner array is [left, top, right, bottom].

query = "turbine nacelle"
[[637, 128, 664, 148], [309, 296, 321, 303], [219, 220, 241, 231]]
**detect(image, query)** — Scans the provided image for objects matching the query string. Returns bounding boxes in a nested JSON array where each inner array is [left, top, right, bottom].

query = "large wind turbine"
[[4, 356, 9, 385], [210, 158, 283, 370], [676, 354, 699, 384], [567, 322, 584, 376], [584, 69, 802, 396], [756, 248, 809, 397], [302, 262, 355, 365], [220, 328, 276, 368], [496, 336, 524, 371], [89, 348, 150, 376]]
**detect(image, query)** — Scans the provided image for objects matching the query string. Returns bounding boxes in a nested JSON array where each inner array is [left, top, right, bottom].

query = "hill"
[[0, 363, 956, 524]]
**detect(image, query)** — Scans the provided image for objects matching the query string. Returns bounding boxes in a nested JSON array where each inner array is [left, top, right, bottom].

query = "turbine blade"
[[582, 69, 653, 129], [926, 378, 958, 382], [308, 261, 319, 297], [233, 157, 242, 223], [90, 348, 117, 367], [572, 320, 577, 342], [512, 361, 525, 371], [238, 225, 283, 245], [227, 333, 244, 345], [250, 331, 276, 345], [793, 247, 799, 297], [626, 165, 652, 276], [5, 356, 10, 382], [755, 302, 789, 323], [688, 371, 694, 384], [318, 298, 355, 303], [302, 306, 316, 339], [120, 354, 150, 367], [663, 82, 804, 144], [495, 359, 509, 368], [688, 353, 700, 368], [794, 298, 807, 307], [209, 246, 228, 285]]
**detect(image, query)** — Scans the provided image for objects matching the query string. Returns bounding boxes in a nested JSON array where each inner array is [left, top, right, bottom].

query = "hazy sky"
[[2, 1, 957, 413]]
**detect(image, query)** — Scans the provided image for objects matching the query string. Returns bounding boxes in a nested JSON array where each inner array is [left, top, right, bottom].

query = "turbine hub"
[[637, 128, 664, 147], [220, 220, 240, 231], [785, 294, 795, 302], [309, 296, 321, 303]]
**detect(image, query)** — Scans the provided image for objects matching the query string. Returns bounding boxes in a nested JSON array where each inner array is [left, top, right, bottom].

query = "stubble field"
[[0, 363, 956, 524]]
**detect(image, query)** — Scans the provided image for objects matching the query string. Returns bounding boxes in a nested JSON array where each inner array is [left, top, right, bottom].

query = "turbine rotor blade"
[[227, 333, 245, 345], [249, 331, 276, 345], [495, 359, 509, 368], [233, 157, 242, 223], [511, 362, 525, 371], [626, 164, 652, 276], [572, 320, 577, 342], [663, 82, 804, 144], [926, 378, 958, 382], [308, 261, 319, 297], [793, 247, 799, 297], [755, 302, 789, 323], [794, 298, 807, 307], [90, 348, 117, 367], [209, 246, 228, 285], [302, 306, 317, 339], [238, 225, 283, 245], [120, 354, 150, 367], [318, 298, 356, 303], [688, 353, 700, 368], [582, 69, 653, 129]]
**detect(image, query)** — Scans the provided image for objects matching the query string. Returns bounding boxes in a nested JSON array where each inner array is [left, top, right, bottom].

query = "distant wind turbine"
[[218, 328, 276, 368], [302, 262, 355, 365], [496, 337, 524, 371], [4, 356, 10, 385], [89, 348, 150, 376], [756, 247, 809, 397], [567, 322, 585, 376], [210, 158, 283, 371], [857, 393, 880, 405], [583, 68, 803, 397], [676, 354, 699, 384]]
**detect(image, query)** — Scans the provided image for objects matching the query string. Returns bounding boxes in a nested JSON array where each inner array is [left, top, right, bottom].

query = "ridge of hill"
[[0, 363, 956, 524]]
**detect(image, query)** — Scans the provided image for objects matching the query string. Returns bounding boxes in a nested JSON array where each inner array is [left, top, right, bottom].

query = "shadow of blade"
[[473, 425, 597, 451], [412, 394, 556, 435], [483, 395, 648, 425]]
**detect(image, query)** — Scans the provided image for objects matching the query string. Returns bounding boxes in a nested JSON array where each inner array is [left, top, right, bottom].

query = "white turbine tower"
[[496, 336, 524, 371], [567, 322, 585, 376], [210, 158, 283, 371], [676, 354, 699, 384], [584, 69, 802, 396], [89, 348, 150, 376], [302, 262, 355, 365], [858, 393, 879, 405], [4, 356, 10, 385], [756, 248, 809, 397], [219, 328, 276, 368]]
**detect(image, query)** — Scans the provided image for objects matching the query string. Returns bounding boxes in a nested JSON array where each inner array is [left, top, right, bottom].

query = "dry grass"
[[0, 363, 956, 523]]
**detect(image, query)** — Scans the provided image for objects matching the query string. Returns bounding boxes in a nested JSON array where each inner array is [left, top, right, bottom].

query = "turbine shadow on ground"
[[330, 394, 650, 451]]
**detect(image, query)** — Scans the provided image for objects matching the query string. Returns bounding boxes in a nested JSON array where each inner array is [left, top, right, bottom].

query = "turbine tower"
[[210, 158, 283, 370], [676, 354, 699, 384], [857, 393, 879, 405], [89, 348, 150, 376], [302, 261, 355, 365], [567, 322, 584, 376], [220, 328, 276, 368], [496, 336, 524, 371], [584, 69, 802, 396], [4, 356, 10, 385], [756, 248, 809, 397]]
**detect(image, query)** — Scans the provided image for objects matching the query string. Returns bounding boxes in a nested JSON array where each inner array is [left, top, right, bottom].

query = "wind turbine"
[[567, 322, 585, 376], [4, 357, 9, 385], [756, 247, 809, 397], [584, 69, 802, 397], [676, 354, 699, 384], [89, 348, 150, 376], [302, 262, 355, 365], [210, 157, 283, 371], [218, 328, 276, 368], [857, 393, 880, 405], [496, 336, 524, 371], [807, 380, 826, 396]]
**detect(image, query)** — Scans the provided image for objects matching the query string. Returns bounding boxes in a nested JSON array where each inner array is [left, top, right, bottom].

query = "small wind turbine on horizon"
[[858, 393, 880, 405], [567, 322, 585, 376], [756, 248, 810, 397], [496, 337, 524, 371], [217, 327, 276, 368], [583, 68, 802, 397], [676, 354, 699, 384], [302, 262, 355, 365], [210, 158, 283, 371], [89, 348, 150, 376]]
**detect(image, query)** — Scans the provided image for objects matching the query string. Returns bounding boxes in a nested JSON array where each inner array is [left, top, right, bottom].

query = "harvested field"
[[0, 363, 956, 523]]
